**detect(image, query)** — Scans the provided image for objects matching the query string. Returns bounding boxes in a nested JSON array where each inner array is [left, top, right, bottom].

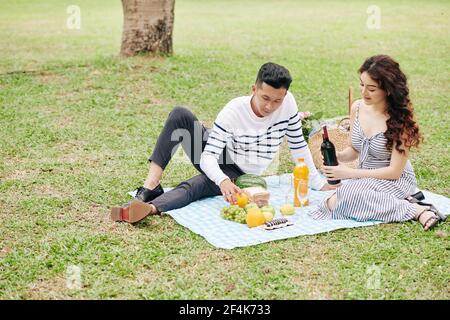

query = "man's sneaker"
[[135, 185, 164, 203], [110, 200, 153, 224]]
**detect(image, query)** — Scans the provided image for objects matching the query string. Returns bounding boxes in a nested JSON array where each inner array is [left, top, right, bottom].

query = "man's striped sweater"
[[199, 91, 325, 190]]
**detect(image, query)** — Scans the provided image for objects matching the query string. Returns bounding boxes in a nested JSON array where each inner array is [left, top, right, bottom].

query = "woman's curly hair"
[[359, 55, 422, 153]]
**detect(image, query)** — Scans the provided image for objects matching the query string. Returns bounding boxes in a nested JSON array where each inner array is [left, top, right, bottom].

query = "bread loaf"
[[242, 187, 270, 208]]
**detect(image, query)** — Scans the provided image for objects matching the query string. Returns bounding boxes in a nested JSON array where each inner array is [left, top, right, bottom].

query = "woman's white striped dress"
[[310, 102, 418, 222]]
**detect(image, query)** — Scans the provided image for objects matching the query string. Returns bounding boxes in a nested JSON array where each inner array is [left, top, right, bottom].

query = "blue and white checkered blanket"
[[131, 175, 449, 249]]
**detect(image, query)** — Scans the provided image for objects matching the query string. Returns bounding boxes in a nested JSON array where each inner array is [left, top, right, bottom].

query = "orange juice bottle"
[[293, 157, 309, 207]]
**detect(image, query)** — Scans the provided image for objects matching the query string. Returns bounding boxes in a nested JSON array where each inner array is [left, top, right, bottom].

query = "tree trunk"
[[120, 0, 175, 57]]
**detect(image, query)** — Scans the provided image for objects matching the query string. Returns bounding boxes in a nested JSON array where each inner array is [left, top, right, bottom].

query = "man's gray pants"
[[149, 106, 244, 213]]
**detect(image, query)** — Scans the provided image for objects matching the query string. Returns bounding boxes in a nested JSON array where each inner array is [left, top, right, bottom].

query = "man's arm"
[[286, 111, 326, 191], [200, 121, 241, 203], [200, 122, 231, 185]]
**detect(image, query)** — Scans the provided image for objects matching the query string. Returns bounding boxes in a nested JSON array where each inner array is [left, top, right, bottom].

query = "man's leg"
[[134, 106, 209, 203], [111, 106, 243, 222], [150, 174, 221, 213], [111, 162, 243, 223], [143, 162, 163, 190], [149, 106, 208, 174], [150, 164, 243, 213]]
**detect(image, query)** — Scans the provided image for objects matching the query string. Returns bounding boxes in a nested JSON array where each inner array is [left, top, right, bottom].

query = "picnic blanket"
[[130, 175, 449, 249]]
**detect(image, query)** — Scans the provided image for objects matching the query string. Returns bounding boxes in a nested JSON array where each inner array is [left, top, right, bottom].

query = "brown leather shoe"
[[110, 200, 153, 223]]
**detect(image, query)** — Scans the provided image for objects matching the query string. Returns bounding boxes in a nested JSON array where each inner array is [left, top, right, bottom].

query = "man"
[[111, 62, 337, 223]]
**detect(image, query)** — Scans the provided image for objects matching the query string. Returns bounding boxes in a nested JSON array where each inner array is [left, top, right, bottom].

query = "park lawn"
[[0, 0, 449, 299]]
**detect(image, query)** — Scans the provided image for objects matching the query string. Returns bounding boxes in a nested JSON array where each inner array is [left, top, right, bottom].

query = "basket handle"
[[348, 84, 353, 115]]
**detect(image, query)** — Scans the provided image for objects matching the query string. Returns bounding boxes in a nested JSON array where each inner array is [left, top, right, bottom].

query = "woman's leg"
[[326, 193, 337, 210], [313, 178, 417, 222], [414, 204, 440, 230]]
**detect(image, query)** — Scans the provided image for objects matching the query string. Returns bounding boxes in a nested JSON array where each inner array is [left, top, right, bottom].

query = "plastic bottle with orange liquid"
[[293, 157, 309, 207]]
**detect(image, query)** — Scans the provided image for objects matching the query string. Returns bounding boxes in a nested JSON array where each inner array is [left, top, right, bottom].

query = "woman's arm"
[[337, 146, 359, 162], [323, 140, 409, 181], [348, 145, 408, 180]]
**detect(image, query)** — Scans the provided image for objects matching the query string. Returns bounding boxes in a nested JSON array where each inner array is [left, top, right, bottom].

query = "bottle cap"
[[322, 125, 329, 140]]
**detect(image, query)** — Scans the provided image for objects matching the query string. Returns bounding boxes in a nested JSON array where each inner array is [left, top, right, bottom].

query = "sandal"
[[407, 198, 447, 222], [416, 207, 442, 231]]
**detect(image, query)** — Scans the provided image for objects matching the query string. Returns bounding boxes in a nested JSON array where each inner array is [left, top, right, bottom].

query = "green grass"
[[0, 0, 449, 299]]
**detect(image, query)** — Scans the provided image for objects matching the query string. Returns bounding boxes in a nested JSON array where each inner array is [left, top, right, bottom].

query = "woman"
[[311, 54, 446, 230]]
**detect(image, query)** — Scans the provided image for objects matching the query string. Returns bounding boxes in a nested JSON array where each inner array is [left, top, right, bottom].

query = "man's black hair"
[[255, 62, 292, 90]]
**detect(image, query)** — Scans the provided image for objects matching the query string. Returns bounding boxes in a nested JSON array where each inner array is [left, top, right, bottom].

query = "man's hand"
[[320, 183, 341, 191], [219, 178, 242, 204]]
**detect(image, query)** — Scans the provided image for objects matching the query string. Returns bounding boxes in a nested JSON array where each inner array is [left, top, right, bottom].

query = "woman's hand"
[[322, 164, 353, 181], [319, 152, 324, 166], [219, 178, 242, 204], [320, 151, 344, 166]]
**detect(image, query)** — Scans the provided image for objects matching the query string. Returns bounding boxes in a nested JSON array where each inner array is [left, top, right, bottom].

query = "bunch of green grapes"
[[221, 205, 247, 224]]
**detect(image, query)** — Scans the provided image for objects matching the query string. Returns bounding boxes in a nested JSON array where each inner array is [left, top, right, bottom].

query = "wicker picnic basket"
[[308, 86, 359, 170]]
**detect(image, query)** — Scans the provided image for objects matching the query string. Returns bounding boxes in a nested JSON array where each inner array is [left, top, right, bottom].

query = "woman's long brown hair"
[[359, 55, 422, 153]]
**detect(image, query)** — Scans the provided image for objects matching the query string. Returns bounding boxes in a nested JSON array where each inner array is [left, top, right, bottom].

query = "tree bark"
[[120, 0, 175, 57]]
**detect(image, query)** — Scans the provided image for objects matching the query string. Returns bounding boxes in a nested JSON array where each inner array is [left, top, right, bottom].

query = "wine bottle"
[[321, 125, 340, 185]]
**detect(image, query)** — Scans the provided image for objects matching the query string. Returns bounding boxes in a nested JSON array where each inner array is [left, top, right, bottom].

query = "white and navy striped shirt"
[[199, 92, 325, 190]]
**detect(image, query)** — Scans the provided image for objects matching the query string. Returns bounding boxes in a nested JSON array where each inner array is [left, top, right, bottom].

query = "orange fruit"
[[245, 208, 266, 228], [280, 203, 295, 215], [236, 193, 249, 208], [262, 211, 274, 222]]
